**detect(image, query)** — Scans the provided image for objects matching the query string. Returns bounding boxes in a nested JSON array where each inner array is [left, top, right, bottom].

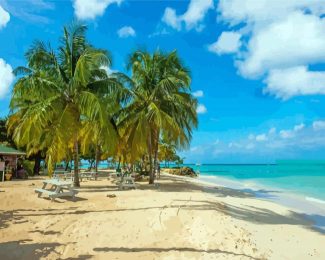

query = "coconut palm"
[[8, 22, 122, 187], [119, 50, 198, 184]]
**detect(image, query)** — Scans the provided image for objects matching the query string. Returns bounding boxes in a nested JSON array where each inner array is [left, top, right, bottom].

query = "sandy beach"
[[0, 174, 325, 260]]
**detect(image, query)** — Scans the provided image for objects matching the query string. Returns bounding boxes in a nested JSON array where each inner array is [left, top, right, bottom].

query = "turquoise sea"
[[186, 161, 325, 202], [79, 160, 325, 201], [76, 160, 325, 231]]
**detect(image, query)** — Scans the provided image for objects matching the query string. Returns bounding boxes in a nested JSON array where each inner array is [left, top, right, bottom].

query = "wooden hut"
[[0, 145, 26, 181]]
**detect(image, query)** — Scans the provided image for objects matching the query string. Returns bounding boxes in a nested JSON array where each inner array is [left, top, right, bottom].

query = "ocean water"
[[77, 160, 325, 201], [187, 161, 325, 202]]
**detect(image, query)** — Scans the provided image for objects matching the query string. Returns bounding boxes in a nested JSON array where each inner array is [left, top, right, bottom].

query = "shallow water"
[[189, 161, 325, 202]]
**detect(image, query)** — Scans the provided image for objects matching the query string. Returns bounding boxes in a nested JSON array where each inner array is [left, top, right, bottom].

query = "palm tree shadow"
[[139, 175, 280, 199], [41, 196, 88, 203], [60, 255, 93, 260], [92, 246, 261, 259], [29, 229, 62, 235], [76, 185, 118, 193], [175, 199, 325, 234], [0, 240, 64, 260]]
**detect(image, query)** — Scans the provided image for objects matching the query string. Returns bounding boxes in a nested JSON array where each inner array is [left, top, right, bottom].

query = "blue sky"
[[0, 0, 325, 163]]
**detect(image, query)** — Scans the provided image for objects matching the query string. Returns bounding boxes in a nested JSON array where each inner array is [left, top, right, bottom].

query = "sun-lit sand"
[[0, 173, 324, 259]]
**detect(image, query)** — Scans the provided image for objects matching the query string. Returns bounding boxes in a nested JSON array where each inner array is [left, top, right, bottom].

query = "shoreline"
[[164, 172, 325, 233]]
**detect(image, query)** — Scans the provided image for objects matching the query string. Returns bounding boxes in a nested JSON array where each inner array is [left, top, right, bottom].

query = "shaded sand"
[[0, 174, 324, 259]]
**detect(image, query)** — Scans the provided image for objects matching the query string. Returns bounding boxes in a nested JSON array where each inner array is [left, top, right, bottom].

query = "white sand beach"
[[1, 174, 325, 260]]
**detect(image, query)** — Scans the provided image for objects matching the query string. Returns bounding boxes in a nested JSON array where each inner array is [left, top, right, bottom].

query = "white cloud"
[[100, 65, 116, 76], [0, 58, 14, 99], [208, 31, 242, 55], [218, 0, 325, 26], [279, 123, 304, 139], [238, 12, 325, 78], [149, 27, 170, 38], [196, 104, 207, 114], [313, 120, 325, 131], [184, 120, 325, 161], [256, 134, 267, 142], [294, 123, 305, 132], [192, 90, 204, 97], [73, 0, 123, 20], [117, 26, 136, 38], [0, 5, 10, 29], [162, 8, 180, 31], [279, 130, 294, 139], [215, 1, 325, 99], [162, 0, 214, 31], [264, 66, 325, 99]]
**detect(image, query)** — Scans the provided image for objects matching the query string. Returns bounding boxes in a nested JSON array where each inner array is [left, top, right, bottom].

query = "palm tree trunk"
[[117, 157, 121, 170], [95, 145, 99, 173], [148, 135, 154, 184], [95, 145, 100, 181], [33, 152, 42, 175], [65, 161, 70, 172], [153, 130, 159, 180], [88, 160, 94, 170], [73, 139, 80, 187]]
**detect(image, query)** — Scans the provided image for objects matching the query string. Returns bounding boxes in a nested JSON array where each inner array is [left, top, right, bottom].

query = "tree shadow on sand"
[[39, 196, 88, 203], [29, 229, 62, 235], [76, 185, 118, 193], [2, 198, 324, 234], [0, 239, 64, 260], [139, 175, 278, 199], [175, 199, 325, 234], [92, 246, 261, 259], [59, 255, 93, 260]]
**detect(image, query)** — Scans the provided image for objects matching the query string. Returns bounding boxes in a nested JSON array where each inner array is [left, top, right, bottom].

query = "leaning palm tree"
[[119, 50, 198, 184], [8, 22, 122, 187]]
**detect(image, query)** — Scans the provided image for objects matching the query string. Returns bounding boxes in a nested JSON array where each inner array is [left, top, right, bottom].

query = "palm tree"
[[8, 22, 122, 187], [158, 139, 176, 168], [120, 50, 198, 184]]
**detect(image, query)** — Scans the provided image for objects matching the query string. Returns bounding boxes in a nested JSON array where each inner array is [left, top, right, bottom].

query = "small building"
[[0, 145, 26, 181]]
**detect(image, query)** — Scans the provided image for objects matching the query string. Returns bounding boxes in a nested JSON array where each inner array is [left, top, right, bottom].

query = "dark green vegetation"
[[166, 167, 198, 177]]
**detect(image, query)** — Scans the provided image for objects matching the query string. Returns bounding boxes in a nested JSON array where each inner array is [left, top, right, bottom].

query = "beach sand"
[[0, 174, 324, 260]]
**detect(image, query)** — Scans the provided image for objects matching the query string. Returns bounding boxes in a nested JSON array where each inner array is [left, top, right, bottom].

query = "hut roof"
[[0, 145, 26, 156]]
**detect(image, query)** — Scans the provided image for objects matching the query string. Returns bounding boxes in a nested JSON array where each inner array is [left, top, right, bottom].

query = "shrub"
[[22, 160, 35, 176]]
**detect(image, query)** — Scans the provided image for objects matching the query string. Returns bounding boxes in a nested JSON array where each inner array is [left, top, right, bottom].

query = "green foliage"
[[167, 166, 197, 177], [0, 118, 16, 147], [22, 160, 34, 176], [119, 50, 198, 183], [7, 23, 198, 186], [8, 22, 125, 186]]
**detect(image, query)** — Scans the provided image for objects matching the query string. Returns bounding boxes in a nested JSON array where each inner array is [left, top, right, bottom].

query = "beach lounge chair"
[[35, 179, 78, 201]]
